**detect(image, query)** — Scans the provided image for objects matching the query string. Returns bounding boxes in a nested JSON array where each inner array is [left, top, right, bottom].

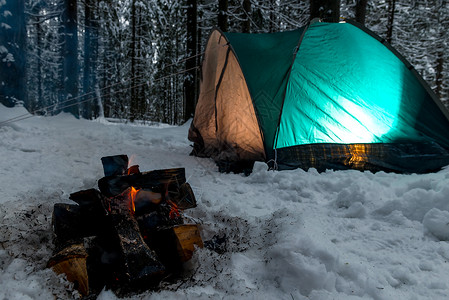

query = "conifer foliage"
[[0, 0, 448, 123]]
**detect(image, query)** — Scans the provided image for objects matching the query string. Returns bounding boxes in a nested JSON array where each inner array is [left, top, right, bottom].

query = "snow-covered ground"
[[2, 104, 449, 300]]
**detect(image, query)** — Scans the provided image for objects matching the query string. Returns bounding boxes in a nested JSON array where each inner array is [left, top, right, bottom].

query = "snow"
[[2, 104, 449, 299]]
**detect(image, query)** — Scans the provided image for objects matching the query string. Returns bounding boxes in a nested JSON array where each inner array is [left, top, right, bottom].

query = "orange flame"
[[129, 186, 138, 212], [167, 200, 180, 219]]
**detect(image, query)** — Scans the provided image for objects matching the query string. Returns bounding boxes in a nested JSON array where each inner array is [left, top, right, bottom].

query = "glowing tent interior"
[[188, 20, 449, 173]]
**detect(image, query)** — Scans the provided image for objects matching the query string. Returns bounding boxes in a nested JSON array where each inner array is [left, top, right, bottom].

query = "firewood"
[[98, 168, 186, 197], [170, 182, 197, 210], [133, 189, 162, 215], [47, 243, 89, 296], [52, 204, 89, 250], [127, 165, 140, 175], [147, 224, 203, 271], [69, 188, 108, 216], [101, 154, 129, 176], [172, 224, 203, 262], [107, 188, 166, 283]]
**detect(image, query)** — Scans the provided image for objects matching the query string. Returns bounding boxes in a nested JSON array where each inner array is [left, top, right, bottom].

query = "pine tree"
[[310, 0, 340, 22], [0, 0, 27, 107], [62, 0, 79, 117], [185, 0, 198, 121]]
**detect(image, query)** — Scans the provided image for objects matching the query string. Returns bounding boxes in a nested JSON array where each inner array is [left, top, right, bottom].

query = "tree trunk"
[[218, 0, 228, 32], [184, 0, 197, 122], [91, 2, 101, 118], [130, 0, 137, 121], [136, 11, 145, 120], [33, 4, 43, 110], [269, 0, 276, 32], [242, 0, 251, 33], [62, 0, 79, 117], [83, 0, 92, 119], [309, 0, 340, 23], [0, 0, 27, 108], [386, 0, 396, 44], [434, 0, 445, 100], [355, 0, 367, 25]]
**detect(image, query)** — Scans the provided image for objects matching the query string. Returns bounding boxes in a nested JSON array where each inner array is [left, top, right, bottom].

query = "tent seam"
[[214, 45, 231, 133], [272, 22, 311, 154]]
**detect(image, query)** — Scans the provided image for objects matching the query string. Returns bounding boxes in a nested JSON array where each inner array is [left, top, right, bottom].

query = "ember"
[[48, 155, 202, 297]]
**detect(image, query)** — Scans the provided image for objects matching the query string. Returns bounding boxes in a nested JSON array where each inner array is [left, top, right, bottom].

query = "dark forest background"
[[0, 0, 448, 125]]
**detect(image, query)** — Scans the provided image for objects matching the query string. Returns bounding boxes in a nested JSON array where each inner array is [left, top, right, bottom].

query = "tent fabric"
[[276, 22, 449, 149], [191, 30, 264, 161], [189, 21, 449, 173], [224, 28, 305, 159]]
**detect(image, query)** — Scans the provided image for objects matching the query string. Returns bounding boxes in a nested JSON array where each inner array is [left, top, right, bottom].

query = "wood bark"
[[184, 0, 198, 121], [62, 0, 79, 117], [130, 0, 138, 121], [98, 167, 186, 198], [242, 0, 251, 33], [47, 243, 89, 296], [107, 188, 166, 283], [269, 0, 276, 32], [147, 224, 203, 270], [386, 0, 396, 44], [82, 0, 92, 119], [309, 0, 340, 22], [0, 0, 27, 107], [355, 0, 368, 25], [434, 0, 445, 100], [218, 0, 229, 32]]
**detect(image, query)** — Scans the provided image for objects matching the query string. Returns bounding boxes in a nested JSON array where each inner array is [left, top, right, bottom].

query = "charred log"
[[106, 188, 166, 283], [52, 203, 106, 251], [98, 167, 186, 197], [132, 189, 162, 215], [69, 188, 108, 217], [101, 154, 129, 176], [170, 182, 196, 210]]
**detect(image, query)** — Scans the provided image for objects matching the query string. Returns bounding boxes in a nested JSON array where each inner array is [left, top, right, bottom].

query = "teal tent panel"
[[276, 22, 449, 149], [224, 29, 305, 157]]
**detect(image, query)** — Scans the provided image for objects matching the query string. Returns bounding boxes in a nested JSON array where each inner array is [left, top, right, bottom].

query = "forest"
[[0, 0, 448, 125]]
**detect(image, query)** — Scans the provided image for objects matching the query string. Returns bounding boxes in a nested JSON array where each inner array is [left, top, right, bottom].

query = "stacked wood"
[[48, 154, 202, 297]]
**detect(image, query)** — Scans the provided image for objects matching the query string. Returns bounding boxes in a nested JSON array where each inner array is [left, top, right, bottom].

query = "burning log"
[[132, 189, 162, 215], [47, 243, 89, 296], [98, 168, 186, 198], [106, 187, 166, 283]]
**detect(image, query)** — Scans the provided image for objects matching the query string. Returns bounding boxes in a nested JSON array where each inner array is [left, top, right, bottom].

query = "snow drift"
[[1, 104, 449, 299]]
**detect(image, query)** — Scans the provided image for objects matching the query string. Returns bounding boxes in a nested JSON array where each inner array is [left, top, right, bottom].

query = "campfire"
[[47, 155, 203, 297]]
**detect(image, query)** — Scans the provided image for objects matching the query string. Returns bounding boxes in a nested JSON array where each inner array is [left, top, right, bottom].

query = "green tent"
[[188, 20, 449, 173]]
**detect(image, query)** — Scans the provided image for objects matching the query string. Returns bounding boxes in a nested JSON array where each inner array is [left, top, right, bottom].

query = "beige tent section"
[[189, 30, 265, 162]]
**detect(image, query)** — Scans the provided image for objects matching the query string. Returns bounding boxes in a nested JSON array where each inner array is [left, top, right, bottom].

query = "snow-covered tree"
[[0, 0, 27, 107]]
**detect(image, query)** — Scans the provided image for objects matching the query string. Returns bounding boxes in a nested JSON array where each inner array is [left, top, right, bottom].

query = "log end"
[[47, 243, 89, 296]]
